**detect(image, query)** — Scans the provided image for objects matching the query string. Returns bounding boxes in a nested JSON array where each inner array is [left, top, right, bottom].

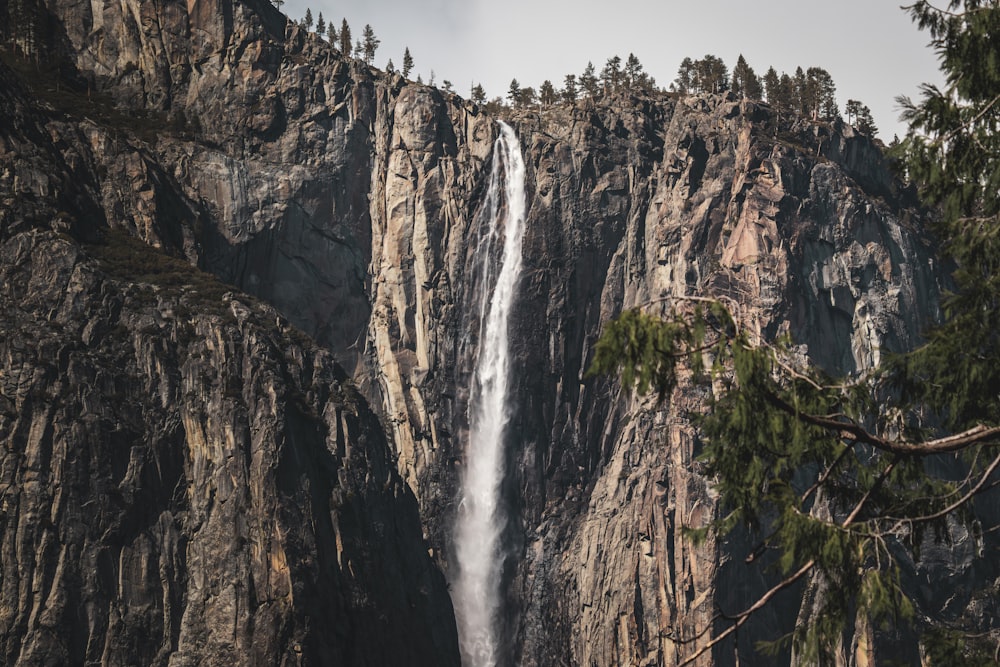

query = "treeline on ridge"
[[286, 5, 879, 139]]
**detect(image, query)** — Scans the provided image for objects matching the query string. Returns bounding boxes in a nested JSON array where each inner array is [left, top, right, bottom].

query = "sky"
[[280, 0, 944, 139]]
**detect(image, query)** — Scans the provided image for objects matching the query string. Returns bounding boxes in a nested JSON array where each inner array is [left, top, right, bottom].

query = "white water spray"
[[452, 121, 526, 667]]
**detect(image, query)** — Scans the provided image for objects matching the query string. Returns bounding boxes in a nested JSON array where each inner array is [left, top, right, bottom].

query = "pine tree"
[[690, 54, 728, 94], [731, 54, 761, 100], [539, 79, 557, 106], [386, 58, 395, 74], [303, 7, 313, 30], [402, 47, 413, 78], [339, 19, 351, 56], [856, 104, 878, 137], [315, 12, 325, 37], [793, 65, 807, 114], [580, 62, 599, 97], [763, 66, 780, 105], [9, 0, 46, 58], [771, 72, 795, 118], [594, 2, 1000, 663], [562, 74, 578, 104], [362, 24, 379, 65], [845, 99, 862, 125], [624, 53, 643, 90], [845, 99, 877, 136], [675, 57, 694, 93], [797, 66, 839, 120], [507, 78, 521, 106], [471, 83, 487, 105], [601, 55, 622, 94], [518, 86, 537, 107]]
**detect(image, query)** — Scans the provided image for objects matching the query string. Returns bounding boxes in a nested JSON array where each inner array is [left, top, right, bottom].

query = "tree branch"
[[681, 454, 897, 664], [765, 390, 1000, 455], [889, 449, 1000, 525], [678, 559, 816, 666]]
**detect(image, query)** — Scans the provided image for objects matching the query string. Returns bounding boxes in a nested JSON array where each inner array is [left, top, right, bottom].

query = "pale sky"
[[281, 0, 943, 139]]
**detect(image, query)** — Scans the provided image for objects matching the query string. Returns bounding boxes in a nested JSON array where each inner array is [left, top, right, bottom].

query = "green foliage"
[[538, 79, 557, 106], [921, 627, 999, 666], [889, 0, 1000, 430], [562, 74, 577, 104], [338, 18, 351, 57], [588, 302, 733, 400], [731, 54, 763, 100], [86, 228, 231, 306], [600, 55, 622, 94], [402, 47, 413, 78], [579, 61, 599, 97], [675, 54, 729, 94], [846, 99, 878, 137], [470, 83, 486, 106], [362, 24, 379, 65], [588, 308, 690, 399], [507, 78, 520, 106]]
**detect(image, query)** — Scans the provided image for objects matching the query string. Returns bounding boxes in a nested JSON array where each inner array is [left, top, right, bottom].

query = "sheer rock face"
[[0, 232, 459, 667], [1, 0, 955, 665]]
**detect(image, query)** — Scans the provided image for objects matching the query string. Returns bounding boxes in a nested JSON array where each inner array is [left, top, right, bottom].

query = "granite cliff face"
[[0, 0, 972, 664], [0, 19, 458, 667]]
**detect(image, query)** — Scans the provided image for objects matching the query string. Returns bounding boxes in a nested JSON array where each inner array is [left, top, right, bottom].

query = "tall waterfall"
[[453, 121, 526, 666]]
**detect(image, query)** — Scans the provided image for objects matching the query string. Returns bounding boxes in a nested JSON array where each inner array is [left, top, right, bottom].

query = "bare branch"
[[679, 559, 816, 666], [845, 457, 898, 525]]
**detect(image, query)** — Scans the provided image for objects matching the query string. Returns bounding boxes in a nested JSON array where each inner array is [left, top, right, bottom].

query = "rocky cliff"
[[1, 0, 979, 665], [0, 17, 458, 666]]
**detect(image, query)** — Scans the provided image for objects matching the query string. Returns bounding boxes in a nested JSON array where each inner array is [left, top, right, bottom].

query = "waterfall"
[[452, 121, 526, 667]]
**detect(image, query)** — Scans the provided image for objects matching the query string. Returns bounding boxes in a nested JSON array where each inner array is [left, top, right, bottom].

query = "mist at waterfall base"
[[451, 121, 527, 667]]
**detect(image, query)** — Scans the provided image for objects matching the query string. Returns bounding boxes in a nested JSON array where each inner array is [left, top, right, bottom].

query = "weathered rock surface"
[[3, 0, 995, 665], [0, 34, 458, 667]]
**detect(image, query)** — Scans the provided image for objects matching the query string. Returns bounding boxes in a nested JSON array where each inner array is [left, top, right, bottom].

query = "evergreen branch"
[[845, 457, 898, 525], [889, 449, 1000, 524], [745, 444, 854, 565], [682, 456, 898, 665], [766, 344, 859, 392], [801, 445, 854, 506], [765, 391, 1000, 455], [911, 1, 992, 19], [898, 424, 1000, 454], [928, 93, 1000, 149]]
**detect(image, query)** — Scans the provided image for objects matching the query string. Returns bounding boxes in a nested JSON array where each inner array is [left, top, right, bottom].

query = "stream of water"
[[452, 121, 526, 667]]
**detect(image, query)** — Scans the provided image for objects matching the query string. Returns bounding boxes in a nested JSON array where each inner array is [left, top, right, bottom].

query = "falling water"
[[452, 121, 526, 666]]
